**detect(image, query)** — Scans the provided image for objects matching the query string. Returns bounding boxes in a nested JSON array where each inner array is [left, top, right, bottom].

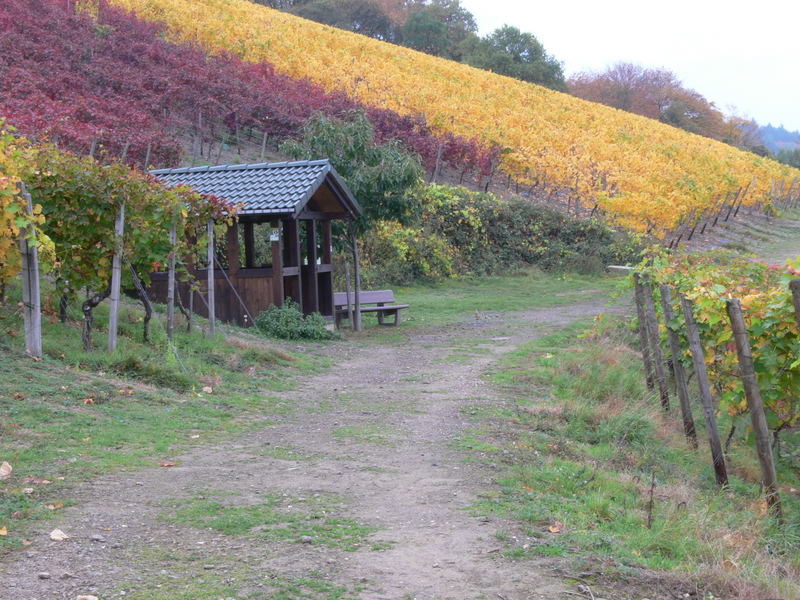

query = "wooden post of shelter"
[[659, 285, 697, 448], [166, 221, 177, 340], [207, 219, 216, 338], [681, 296, 728, 486], [225, 222, 243, 322], [270, 221, 283, 308], [344, 261, 354, 330], [17, 182, 42, 358], [641, 275, 670, 410], [305, 219, 319, 314], [726, 298, 783, 521], [107, 201, 125, 352], [352, 232, 362, 332]]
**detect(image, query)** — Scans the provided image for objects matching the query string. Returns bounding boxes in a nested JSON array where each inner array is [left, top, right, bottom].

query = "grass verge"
[[0, 289, 328, 553], [467, 318, 800, 599], [163, 491, 383, 551]]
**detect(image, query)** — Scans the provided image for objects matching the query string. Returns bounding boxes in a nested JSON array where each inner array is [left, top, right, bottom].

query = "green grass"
[[259, 444, 320, 461], [467, 318, 800, 598], [0, 287, 325, 552], [116, 547, 363, 600], [351, 269, 619, 338], [163, 492, 380, 552], [332, 423, 400, 444]]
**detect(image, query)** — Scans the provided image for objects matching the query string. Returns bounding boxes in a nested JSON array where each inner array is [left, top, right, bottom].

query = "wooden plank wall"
[[148, 269, 274, 327]]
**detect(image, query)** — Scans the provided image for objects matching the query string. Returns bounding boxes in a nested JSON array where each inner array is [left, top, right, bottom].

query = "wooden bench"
[[334, 290, 409, 328]]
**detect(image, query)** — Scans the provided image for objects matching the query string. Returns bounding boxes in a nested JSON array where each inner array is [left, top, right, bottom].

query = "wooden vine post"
[[107, 201, 125, 352], [659, 285, 697, 449], [633, 276, 655, 391], [207, 219, 216, 338], [789, 279, 800, 329], [166, 220, 177, 340], [725, 298, 783, 521], [641, 276, 670, 410], [680, 296, 728, 486], [16, 182, 42, 358]]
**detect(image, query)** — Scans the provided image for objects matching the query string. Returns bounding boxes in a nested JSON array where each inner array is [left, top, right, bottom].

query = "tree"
[[413, 0, 476, 59], [569, 63, 728, 141], [402, 9, 449, 55], [280, 111, 423, 230], [460, 26, 566, 91], [292, 0, 396, 40], [776, 147, 800, 168], [280, 111, 422, 330]]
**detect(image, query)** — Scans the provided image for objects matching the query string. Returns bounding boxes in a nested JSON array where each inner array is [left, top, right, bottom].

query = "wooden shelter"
[[149, 160, 361, 326]]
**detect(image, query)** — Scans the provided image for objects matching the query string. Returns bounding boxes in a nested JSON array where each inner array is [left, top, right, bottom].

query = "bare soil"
[[0, 298, 626, 600]]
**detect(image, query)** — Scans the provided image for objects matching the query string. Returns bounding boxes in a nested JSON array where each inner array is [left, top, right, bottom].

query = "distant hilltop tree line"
[[260, 0, 798, 162], [255, 0, 567, 91]]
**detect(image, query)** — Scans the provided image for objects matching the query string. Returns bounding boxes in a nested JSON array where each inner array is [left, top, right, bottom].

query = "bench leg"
[[378, 309, 400, 326]]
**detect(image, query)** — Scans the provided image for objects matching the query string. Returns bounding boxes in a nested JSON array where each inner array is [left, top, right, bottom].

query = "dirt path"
[[1, 299, 619, 600]]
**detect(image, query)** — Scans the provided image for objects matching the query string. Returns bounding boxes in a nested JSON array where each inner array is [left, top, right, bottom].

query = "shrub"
[[360, 184, 644, 285], [255, 300, 337, 341], [361, 221, 456, 286]]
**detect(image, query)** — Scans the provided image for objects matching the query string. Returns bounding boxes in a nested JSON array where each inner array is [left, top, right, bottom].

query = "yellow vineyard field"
[[109, 0, 800, 234]]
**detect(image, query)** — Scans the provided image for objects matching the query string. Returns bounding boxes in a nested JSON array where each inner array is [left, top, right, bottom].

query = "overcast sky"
[[460, 0, 800, 132]]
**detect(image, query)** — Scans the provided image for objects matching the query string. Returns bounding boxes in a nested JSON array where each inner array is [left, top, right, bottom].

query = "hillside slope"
[[0, 0, 491, 174], [108, 0, 800, 234]]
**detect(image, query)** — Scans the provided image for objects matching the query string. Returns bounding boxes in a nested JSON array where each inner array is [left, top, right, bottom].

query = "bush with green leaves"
[[360, 185, 643, 285], [255, 300, 337, 341]]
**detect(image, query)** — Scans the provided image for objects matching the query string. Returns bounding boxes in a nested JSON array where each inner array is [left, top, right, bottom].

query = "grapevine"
[[107, 0, 800, 235], [642, 251, 800, 439]]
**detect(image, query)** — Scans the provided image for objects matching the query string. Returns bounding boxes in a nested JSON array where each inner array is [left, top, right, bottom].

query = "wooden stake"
[[166, 221, 177, 340], [681, 296, 728, 486], [187, 288, 194, 333], [726, 298, 783, 521], [789, 279, 800, 330], [107, 201, 125, 352], [17, 182, 42, 358], [659, 285, 697, 448], [633, 277, 655, 390], [207, 220, 216, 338], [641, 276, 670, 410]]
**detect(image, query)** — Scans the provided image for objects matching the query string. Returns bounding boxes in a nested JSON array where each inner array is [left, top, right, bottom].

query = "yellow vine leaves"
[[108, 0, 800, 235]]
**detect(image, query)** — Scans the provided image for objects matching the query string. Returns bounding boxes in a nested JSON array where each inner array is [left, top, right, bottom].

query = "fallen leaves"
[[159, 461, 177, 467], [22, 475, 51, 485], [0, 527, 7, 536], [201, 386, 213, 394], [76, 595, 100, 600], [547, 521, 564, 534], [0, 461, 12, 479], [46, 502, 64, 511], [82, 398, 95, 405], [49, 528, 70, 541]]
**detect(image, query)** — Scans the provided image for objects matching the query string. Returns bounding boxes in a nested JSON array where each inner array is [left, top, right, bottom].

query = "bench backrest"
[[334, 289, 396, 307]]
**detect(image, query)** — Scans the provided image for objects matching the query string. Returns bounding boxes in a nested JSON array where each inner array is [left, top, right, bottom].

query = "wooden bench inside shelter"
[[334, 290, 409, 328]]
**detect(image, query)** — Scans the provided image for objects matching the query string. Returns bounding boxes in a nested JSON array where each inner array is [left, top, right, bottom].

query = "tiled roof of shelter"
[[151, 159, 360, 217]]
